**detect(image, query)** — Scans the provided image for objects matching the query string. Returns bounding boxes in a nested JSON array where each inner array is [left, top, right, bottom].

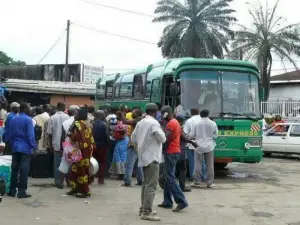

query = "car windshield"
[[179, 70, 260, 118]]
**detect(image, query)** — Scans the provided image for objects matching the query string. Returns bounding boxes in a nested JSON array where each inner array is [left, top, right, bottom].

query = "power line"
[[104, 68, 135, 71], [273, 59, 300, 62], [72, 22, 157, 45], [79, 0, 154, 18], [271, 68, 299, 71], [37, 30, 66, 64]]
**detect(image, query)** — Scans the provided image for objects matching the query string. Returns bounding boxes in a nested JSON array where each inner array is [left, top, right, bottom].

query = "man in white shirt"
[[183, 108, 204, 180], [62, 105, 79, 135], [132, 103, 166, 222], [190, 109, 218, 188], [47, 102, 69, 189], [33, 106, 50, 151]]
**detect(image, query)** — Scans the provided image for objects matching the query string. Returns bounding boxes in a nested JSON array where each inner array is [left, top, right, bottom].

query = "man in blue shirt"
[[7, 102, 37, 198], [92, 110, 109, 184], [3, 102, 20, 155], [155, 103, 162, 122]]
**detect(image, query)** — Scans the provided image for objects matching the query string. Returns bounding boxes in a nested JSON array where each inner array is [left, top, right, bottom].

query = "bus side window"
[[133, 73, 146, 99], [113, 76, 122, 99], [150, 79, 160, 102], [105, 81, 113, 100], [146, 66, 164, 98], [96, 83, 105, 101], [120, 73, 134, 99]]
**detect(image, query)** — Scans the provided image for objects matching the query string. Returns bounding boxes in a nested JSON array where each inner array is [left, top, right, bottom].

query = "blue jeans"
[[187, 148, 194, 178], [202, 158, 207, 182], [124, 147, 143, 185], [54, 151, 63, 185], [10, 152, 31, 196], [188, 149, 207, 181], [162, 153, 188, 207]]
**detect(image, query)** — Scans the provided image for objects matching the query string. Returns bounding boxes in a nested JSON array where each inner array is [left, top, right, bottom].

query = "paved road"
[[1, 156, 300, 225]]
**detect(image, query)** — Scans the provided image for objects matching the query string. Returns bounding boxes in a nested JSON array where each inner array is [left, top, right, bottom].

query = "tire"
[[214, 163, 228, 170], [264, 152, 272, 157]]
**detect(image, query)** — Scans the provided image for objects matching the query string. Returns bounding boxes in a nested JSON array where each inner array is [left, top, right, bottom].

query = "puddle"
[[23, 199, 47, 208], [252, 212, 273, 218], [228, 173, 249, 179]]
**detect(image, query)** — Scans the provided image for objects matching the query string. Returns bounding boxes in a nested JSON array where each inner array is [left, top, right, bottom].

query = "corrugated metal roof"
[[4, 79, 95, 95], [271, 70, 300, 82]]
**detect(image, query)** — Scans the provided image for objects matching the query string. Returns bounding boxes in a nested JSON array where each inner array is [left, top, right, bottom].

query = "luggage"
[[0, 156, 11, 193], [30, 151, 52, 178], [0, 165, 10, 194]]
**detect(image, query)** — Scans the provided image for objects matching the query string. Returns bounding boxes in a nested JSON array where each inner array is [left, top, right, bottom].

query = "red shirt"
[[165, 119, 181, 154]]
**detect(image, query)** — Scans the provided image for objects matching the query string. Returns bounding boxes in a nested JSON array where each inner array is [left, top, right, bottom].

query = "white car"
[[263, 122, 300, 156]]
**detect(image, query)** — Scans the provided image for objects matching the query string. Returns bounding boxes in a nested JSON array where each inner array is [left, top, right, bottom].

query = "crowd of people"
[[1, 101, 219, 221]]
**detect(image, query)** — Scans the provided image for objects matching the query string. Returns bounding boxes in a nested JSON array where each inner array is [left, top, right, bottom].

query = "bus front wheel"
[[215, 163, 228, 170]]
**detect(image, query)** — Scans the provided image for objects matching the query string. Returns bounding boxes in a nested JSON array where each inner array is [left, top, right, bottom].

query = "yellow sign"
[[218, 130, 259, 136]]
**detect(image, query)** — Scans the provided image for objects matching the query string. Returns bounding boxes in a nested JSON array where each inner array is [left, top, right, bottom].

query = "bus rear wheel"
[[215, 163, 228, 170]]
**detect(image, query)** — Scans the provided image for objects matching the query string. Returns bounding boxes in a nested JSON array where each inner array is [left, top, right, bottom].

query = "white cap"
[[10, 102, 20, 108], [69, 105, 79, 110]]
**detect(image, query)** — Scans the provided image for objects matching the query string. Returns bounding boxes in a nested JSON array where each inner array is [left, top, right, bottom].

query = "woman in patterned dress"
[[67, 109, 95, 198], [109, 122, 128, 180]]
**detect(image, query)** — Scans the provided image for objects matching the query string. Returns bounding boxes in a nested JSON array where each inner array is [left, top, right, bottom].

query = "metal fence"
[[261, 101, 300, 117]]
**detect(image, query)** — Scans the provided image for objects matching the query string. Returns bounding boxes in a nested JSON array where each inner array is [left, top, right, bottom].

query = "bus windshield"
[[179, 70, 260, 118]]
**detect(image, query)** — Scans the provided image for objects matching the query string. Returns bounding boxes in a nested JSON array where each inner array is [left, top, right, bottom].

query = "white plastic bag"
[[58, 157, 70, 174]]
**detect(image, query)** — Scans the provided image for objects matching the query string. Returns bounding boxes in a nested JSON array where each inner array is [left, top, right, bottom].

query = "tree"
[[153, 0, 237, 58], [0, 51, 26, 66], [230, 0, 300, 100]]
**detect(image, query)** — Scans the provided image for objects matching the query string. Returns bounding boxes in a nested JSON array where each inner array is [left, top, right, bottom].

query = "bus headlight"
[[244, 142, 251, 150]]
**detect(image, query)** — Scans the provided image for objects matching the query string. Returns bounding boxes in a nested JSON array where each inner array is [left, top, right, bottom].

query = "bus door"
[[150, 78, 161, 103]]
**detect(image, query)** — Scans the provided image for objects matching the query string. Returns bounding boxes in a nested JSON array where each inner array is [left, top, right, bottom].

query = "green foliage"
[[0, 51, 26, 66], [230, 0, 300, 100], [153, 0, 237, 58]]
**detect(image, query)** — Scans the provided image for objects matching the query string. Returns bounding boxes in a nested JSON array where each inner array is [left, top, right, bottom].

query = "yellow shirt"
[[126, 112, 133, 136]]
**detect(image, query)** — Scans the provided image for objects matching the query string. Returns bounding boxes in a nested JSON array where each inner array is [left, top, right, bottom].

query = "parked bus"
[[95, 58, 263, 166]]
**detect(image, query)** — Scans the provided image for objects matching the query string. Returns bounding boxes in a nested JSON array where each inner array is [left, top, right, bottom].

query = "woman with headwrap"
[[67, 108, 95, 198], [109, 122, 128, 180]]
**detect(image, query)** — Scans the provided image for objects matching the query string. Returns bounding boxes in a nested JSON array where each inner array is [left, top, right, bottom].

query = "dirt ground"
[[1, 155, 300, 225]]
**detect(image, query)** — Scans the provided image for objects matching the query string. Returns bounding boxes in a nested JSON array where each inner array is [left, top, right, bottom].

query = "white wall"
[[269, 84, 300, 100]]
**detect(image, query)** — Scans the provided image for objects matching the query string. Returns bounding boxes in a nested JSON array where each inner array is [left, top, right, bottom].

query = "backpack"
[[35, 124, 42, 140]]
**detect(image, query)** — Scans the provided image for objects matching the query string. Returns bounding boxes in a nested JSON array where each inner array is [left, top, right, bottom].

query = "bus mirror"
[[170, 82, 177, 95]]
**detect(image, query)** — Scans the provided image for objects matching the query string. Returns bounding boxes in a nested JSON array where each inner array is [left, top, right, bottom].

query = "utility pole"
[[239, 49, 243, 60], [65, 20, 70, 82]]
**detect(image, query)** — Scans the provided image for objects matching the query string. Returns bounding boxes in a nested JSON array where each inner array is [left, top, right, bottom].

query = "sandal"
[[76, 193, 91, 198], [66, 190, 77, 196]]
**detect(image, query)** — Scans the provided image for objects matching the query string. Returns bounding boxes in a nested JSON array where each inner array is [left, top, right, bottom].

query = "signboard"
[[83, 65, 104, 84]]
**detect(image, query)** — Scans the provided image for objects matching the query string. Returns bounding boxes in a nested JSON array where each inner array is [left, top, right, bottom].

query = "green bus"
[[95, 58, 263, 166]]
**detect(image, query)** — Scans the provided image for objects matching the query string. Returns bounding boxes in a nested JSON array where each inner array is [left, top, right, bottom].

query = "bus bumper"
[[215, 149, 263, 163]]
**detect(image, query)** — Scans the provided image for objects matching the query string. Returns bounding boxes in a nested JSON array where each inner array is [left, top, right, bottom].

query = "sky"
[[0, 0, 299, 75]]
